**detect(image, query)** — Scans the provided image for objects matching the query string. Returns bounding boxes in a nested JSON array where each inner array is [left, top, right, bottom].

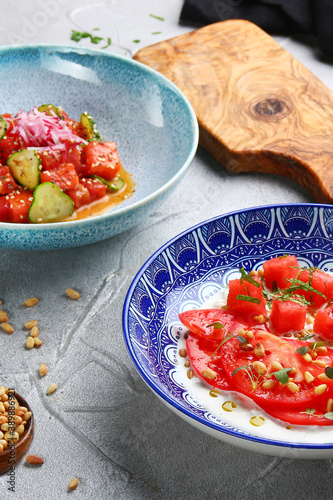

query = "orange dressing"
[[65, 165, 135, 221]]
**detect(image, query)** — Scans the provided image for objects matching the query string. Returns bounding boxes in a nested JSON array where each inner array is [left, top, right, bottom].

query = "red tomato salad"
[[179, 255, 333, 426], [0, 105, 131, 223]]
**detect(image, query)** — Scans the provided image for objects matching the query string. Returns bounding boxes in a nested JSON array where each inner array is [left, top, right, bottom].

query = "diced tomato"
[[226, 277, 267, 322], [219, 330, 333, 408], [80, 177, 107, 201], [0, 134, 23, 164], [263, 255, 299, 290], [7, 189, 33, 223], [179, 308, 247, 341], [313, 305, 333, 340], [0, 197, 11, 222], [0, 166, 18, 195], [83, 141, 121, 180], [270, 298, 307, 335], [186, 332, 231, 390], [40, 163, 79, 191], [67, 183, 91, 209], [39, 146, 83, 175], [295, 269, 333, 309]]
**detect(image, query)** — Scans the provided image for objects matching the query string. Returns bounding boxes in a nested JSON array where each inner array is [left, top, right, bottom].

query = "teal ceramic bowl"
[[0, 45, 198, 250]]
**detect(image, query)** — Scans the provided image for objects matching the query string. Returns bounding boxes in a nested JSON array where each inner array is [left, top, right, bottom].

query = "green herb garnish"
[[150, 14, 165, 21], [296, 346, 309, 356], [273, 367, 293, 384], [236, 294, 261, 304], [325, 366, 333, 379]]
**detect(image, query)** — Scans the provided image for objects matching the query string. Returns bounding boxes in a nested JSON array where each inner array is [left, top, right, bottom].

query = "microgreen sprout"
[[296, 346, 309, 356], [325, 366, 333, 379]]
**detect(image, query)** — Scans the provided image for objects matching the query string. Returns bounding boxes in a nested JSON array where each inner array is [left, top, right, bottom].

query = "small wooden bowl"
[[0, 393, 34, 475]]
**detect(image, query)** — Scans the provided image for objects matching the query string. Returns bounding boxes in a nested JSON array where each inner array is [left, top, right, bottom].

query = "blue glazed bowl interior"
[[0, 45, 198, 250], [123, 204, 333, 456]]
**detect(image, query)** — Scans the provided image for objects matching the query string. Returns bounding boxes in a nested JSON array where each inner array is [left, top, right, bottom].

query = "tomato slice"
[[258, 393, 333, 426], [179, 309, 248, 341], [220, 330, 333, 408], [186, 332, 231, 390]]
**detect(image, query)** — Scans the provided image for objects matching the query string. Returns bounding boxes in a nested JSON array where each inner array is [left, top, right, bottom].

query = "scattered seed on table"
[[39, 364, 48, 377], [24, 297, 39, 308], [30, 326, 39, 338], [34, 337, 42, 347], [24, 320, 38, 329], [26, 337, 34, 349], [66, 288, 81, 300], [26, 454, 44, 465], [1, 323, 14, 334], [0, 310, 8, 322], [68, 478, 79, 491], [47, 383, 58, 395]]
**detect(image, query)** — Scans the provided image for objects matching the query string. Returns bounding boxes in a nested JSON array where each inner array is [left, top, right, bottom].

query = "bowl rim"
[[123, 202, 333, 451], [0, 43, 199, 231]]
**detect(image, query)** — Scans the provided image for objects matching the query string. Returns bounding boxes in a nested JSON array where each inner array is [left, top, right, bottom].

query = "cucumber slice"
[[38, 104, 61, 118], [28, 182, 74, 223], [0, 116, 7, 140], [80, 112, 101, 141], [92, 175, 125, 192], [7, 149, 40, 189]]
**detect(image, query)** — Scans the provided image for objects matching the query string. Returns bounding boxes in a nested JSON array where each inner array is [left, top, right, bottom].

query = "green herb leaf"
[[296, 346, 309, 355], [150, 14, 165, 21], [273, 367, 293, 384], [101, 37, 112, 49], [133, 39, 141, 43], [324, 412, 333, 420], [239, 267, 261, 288], [232, 365, 250, 377], [325, 366, 333, 379], [301, 407, 316, 415], [207, 322, 225, 330], [237, 335, 248, 344], [236, 294, 261, 304], [212, 333, 233, 358], [152, 31, 162, 35]]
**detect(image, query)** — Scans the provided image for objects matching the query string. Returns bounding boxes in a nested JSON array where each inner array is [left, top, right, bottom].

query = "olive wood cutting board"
[[134, 20, 333, 203]]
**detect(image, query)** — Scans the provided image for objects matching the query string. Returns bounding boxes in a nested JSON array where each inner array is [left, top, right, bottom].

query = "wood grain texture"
[[134, 20, 333, 203]]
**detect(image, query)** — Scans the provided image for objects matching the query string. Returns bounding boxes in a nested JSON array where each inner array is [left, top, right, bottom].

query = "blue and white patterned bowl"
[[0, 44, 198, 250], [123, 204, 333, 459]]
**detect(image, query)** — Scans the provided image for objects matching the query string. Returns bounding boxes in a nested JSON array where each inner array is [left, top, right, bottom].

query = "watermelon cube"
[[313, 305, 333, 340], [270, 298, 306, 335], [263, 255, 299, 290], [227, 277, 266, 321]]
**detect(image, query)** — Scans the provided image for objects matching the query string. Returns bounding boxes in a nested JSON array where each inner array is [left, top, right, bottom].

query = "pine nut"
[[262, 379, 275, 389], [26, 337, 34, 349], [258, 269, 265, 278], [187, 369, 194, 379], [302, 353, 312, 363], [1, 323, 14, 334], [313, 359, 327, 368], [30, 326, 39, 338], [254, 342, 265, 357], [317, 373, 331, 382], [179, 348, 187, 358], [16, 424, 25, 436], [23, 412, 32, 422], [316, 346, 328, 355], [39, 364, 48, 377], [0, 386, 7, 396], [69, 478, 79, 491], [327, 398, 333, 413], [66, 288, 81, 300], [201, 368, 217, 380], [184, 360, 190, 368], [253, 314, 266, 324], [314, 384, 327, 395], [252, 361, 266, 376], [287, 382, 300, 393], [34, 337, 42, 347], [304, 371, 315, 384], [47, 383, 58, 395], [24, 320, 38, 329], [24, 297, 39, 308], [271, 361, 283, 371]]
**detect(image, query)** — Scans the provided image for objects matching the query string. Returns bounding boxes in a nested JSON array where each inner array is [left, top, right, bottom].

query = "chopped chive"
[[236, 294, 261, 304], [133, 39, 141, 43], [152, 31, 162, 35], [150, 14, 165, 21], [101, 37, 112, 49]]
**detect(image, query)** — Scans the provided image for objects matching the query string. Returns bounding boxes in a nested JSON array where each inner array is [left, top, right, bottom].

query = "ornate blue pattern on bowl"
[[123, 204, 333, 459], [0, 44, 198, 250]]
